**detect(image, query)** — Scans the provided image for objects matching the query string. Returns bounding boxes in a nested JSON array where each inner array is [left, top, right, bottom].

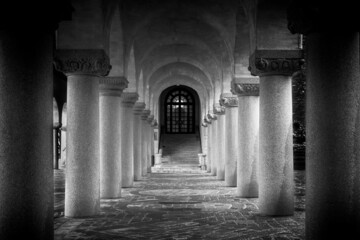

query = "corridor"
[[54, 170, 305, 239]]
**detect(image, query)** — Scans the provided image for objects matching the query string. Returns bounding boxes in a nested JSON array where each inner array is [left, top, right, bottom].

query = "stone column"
[[232, 78, 260, 197], [54, 49, 111, 217], [147, 115, 155, 171], [99, 77, 128, 198], [207, 112, 217, 176], [288, 7, 360, 237], [133, 102, 145, 180], [141, 110, 151, 175], [0, 27, 54, 239], [249, 50, 302, 216], [214, 104, 226, 180], [203, 117, 212, 173], [121, 92, 138, 187], [220, 93, 239, 187]]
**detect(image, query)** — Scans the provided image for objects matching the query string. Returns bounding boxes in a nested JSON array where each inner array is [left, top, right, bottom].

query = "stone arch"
[[139, 35, 221, 67], [158, 85, 202, 135], [142, 44, 220, 86], [129, 4, 233, 63], [147, 61, 214, 90], [151, 76, 209, 124]]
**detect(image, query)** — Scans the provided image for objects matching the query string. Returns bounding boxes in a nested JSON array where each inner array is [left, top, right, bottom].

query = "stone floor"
[[54, 170, 305, 240]]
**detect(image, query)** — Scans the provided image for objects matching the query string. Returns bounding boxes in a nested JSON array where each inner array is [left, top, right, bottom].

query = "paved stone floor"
[[54, 170, 305, 239]]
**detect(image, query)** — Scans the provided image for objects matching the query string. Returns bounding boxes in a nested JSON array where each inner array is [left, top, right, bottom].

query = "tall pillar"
[[204, 117, 212, 173], [99, 77, 128, 198], [121, 92, 138, 187], [146, 115, 154, 171], [207, 112, 217, 176], [60, 103, 67, 169], [133, 102, 145, 180], [288, 5, 360, 238], [306, 32, 360, 240], [141, 110, 151, 175], [232, 78, 260, 197], [54, 49, 111, 217], [249, 50, 302, 216], [214, 104, 226, 180], [0, 28, 54, 239], [220, 93, 239, 187]]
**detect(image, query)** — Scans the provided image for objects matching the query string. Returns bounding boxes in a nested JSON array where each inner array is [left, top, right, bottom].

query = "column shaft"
[[121, 94, 137, 187], [237, 96, 259, 197], [65, 75, 100, 216], [259, 75, 294, 215], [100, 77, 127, 198], [216, 115, 226, 180], [306, 32, 360, 239], [141, 119, 148, 175], [133, 102, 145, 180], [224, 107, 238, 187], [0, 30, 53, 239], [205, 123, 212, 173], [210, 120, 217, 176], [133, 114, 143, 180]]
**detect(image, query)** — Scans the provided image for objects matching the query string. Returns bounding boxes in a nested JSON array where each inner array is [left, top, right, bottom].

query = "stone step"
[[151, 165, 205, 174]]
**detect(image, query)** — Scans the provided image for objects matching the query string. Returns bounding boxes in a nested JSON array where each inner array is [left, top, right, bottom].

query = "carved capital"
[[207, 113, 217, 121], [234, 84, 260, 96], [204, 116, 212, 124], [121, 92, 139, 107], [147, 115, 154, 124], [99, 77, 128, 97], [133, 102, 146, 115], [54, 49, 111, 76], [249, 50, 304, 77], [141, 110, 151, 120], [151, 119, 158, 128], [220, 93, 238, 108], [213, 104, 225, 115]]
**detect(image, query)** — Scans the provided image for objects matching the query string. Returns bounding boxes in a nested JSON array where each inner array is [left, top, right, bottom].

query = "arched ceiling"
[[148, 62, 213, 93], [121, 0, 237, 100]]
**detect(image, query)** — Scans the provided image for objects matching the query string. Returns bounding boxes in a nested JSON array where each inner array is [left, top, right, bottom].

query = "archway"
[[164, 87, 195, 133], [159, 85, 200, 135]]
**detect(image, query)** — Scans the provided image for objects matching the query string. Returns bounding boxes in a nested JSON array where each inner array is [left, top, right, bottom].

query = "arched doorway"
[[164, 87, 195, 133]]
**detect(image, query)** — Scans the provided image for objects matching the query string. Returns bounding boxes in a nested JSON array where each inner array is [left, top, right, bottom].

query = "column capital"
[[141, 109, 151, 120], [99, 77, 128, 97], [204, 116, 212, 124], [147, 115, 154, 124], [201, 122, 208, 127], [231, 77, 260, 96], [248, 50, 304, 77], [54, 49, 111, 76], [220, 93, 238, 108], [121, 92, 139, 107], [151, 119, 158, 128], [133, 102, 146, 115], [207, 112, 217, 121], [213, 103, 225, 115]]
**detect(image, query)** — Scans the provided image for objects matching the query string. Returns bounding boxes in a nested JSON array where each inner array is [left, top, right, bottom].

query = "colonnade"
[[1, 9, 360, 240], [203, 49, 301, 216]]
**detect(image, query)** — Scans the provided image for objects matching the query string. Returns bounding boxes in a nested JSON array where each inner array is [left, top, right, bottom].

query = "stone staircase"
[[152, 134, 204, 173]]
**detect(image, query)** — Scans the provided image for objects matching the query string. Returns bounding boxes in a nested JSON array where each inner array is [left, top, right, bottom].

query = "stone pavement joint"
[[54, 170, 305, 239]]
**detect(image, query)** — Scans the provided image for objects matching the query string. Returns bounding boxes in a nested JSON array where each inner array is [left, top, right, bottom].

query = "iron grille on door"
[[165, 88, 195, 133]]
